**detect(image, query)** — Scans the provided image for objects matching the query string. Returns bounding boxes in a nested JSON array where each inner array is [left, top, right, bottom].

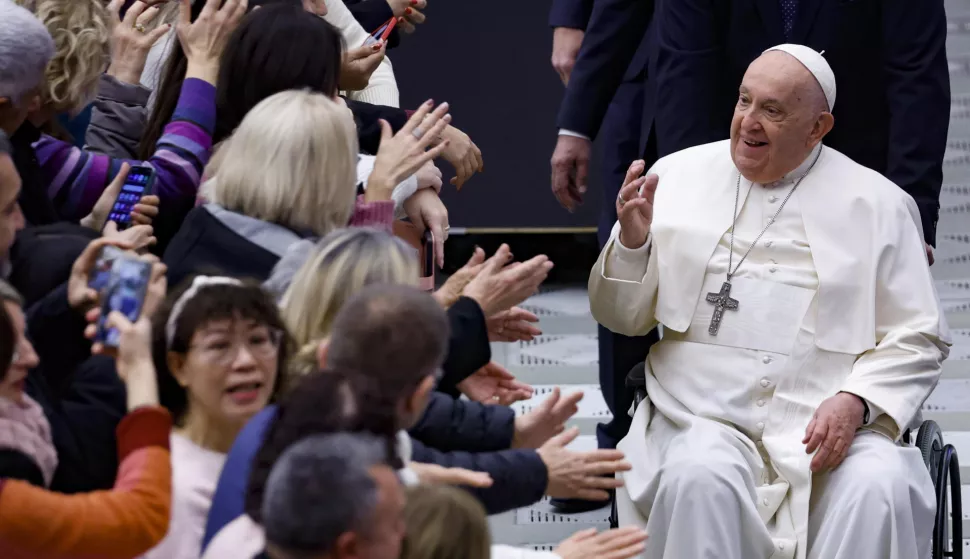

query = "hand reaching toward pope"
[[803, 392, 865, 472], [616, 160, 658, 250]]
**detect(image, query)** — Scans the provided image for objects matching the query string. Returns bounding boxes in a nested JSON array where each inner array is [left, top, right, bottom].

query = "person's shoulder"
[[654, 140, 731, 172], [821, 147, 919, 214]]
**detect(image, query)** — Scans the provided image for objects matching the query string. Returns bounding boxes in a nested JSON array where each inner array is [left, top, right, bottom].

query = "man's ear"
[[166, 352, 189, 388], [810, 112, 835, 145], [333, 531, 360, 559], [316, 338, 330, 368]]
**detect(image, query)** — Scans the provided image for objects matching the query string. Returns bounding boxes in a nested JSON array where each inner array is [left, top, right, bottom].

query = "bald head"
[[728, 50, 836, 185]]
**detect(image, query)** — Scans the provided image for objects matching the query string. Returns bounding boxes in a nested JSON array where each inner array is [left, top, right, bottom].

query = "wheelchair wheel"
[[634, 388, 647, 410], [918, 420, 945, 488], [934, 444, 962, 559]]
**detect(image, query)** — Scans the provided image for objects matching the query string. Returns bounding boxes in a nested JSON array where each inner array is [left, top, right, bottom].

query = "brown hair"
[[401, 485, 491, 559]]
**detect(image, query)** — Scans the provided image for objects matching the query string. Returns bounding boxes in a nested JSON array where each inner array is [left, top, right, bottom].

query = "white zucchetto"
[[764, 44, 836, 112]]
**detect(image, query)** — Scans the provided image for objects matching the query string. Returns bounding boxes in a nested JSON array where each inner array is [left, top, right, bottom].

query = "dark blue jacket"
[[653, 0, 949, 245], [200, 396, 547, 551]]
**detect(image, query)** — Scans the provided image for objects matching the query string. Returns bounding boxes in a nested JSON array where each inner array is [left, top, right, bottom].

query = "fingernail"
[[398, 16, 405, 22], [426, 98, 434, 106], [410, 0, 418, 4], [372, 43, 382, 50], [405, 7, 412, 14]]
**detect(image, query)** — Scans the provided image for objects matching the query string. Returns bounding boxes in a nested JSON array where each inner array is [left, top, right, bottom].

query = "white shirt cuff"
[[558, 129, 591, 141]]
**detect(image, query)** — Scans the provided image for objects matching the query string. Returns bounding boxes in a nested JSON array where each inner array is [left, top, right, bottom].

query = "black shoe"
[[549, 494, 612, 514]]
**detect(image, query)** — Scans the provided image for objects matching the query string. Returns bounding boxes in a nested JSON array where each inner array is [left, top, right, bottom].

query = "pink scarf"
[[0, 394, 58, 486]]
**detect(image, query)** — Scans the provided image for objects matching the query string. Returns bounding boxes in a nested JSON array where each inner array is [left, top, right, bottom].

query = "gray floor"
[[489, 2, 970, 550]]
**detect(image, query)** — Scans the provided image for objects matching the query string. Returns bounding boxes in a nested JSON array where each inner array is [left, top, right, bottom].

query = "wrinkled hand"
[[402, 188, 448, 268], [926, 243, 935, 266], [550, 134, 592, 212], [488, 306, 541, 342], [538, 427, 630, 501], [457, 362, 534, 405], [368, 100, 452, 201], [616, 161, 658, 250], [554, 527, 648, 559], [435, 125, 483, 190], [803, 392, 866, 473], [106, 0, 173, 84], [411, 462, 493, 488], [432, 247, 485, 308], [513, 387, 581, 448], [551, 27, 584, 85], [341, 43, 386, 91], [462, 244, 553, 317], [177, 0, 248, 83], [102, 221, 157, 252]]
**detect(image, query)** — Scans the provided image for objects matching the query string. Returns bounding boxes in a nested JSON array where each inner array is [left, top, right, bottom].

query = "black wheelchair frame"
[[610, 362, 963, 559]]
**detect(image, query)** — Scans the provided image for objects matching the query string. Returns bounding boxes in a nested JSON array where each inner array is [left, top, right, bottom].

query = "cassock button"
[[757, 422, 765, 430], [762, 498, 769, 506], [769, 266, 778, 273], [757, 399, 766, 407], [768, 195, 779, 203], [765, 240, 773, 247], [762, 356, 773, 364], [761, 379, 771, 387], [779, 543, 786, 551]]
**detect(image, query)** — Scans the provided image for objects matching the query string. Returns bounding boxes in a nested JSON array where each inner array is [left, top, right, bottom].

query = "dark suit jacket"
[[550, 0, 657, 151], [654, 0, 950, 245]]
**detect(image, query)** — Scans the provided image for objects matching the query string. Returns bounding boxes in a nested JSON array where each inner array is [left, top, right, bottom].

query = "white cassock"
[[589, 140, 951, 559]]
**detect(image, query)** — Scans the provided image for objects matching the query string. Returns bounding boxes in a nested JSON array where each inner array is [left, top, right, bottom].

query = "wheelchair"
[[610, 362, 963, 559]]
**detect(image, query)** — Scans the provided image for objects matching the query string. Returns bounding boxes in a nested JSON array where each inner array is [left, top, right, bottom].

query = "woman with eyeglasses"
[[141, 275, 291, 559]]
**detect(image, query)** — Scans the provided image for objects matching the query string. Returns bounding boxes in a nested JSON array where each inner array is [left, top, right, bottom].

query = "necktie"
[[779, 0, 798, 40]]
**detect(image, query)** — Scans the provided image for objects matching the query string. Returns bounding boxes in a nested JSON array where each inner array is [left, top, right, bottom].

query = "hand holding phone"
[[107, 165, 156, 231], [94, 255, 153, 349], [364, 16, 397, 46]]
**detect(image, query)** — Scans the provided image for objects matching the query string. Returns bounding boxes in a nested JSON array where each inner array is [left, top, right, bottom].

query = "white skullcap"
[[764, 44, 836, 112]]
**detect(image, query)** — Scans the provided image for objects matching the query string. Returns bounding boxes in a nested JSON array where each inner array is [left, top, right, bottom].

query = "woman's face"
[[0, 301, 39, 404], [173, 317, 280, 427]]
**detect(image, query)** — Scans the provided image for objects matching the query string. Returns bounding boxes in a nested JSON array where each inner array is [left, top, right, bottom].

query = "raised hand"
[[538, 427, 630, 501], [615, 160, 658, 250], [177, 0, 248, 83], [106, 0, 173, 84], [487, 306, 541, 342], [411, 462, 493, 488], [461, 244, 554, 317], [368, 100, 452, 201], [432, 247, 485, 308], [457, 362, 534, 405], [554, 527, 648, 559]]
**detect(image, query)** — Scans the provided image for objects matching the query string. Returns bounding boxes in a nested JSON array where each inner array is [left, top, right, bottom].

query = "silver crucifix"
[[706, 281, 739, 336]]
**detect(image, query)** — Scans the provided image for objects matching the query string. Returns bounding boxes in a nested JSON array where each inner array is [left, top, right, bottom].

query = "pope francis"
[[589, 44, 951, 559]]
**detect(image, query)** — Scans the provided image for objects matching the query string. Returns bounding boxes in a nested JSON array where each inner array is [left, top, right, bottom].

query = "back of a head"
[[401, 485, 491, 559], [214, 3, 343, 144], [327, 284, 449, 401], [262, 432, 390, 556], [205, 89, 358, 238], [280, 228, 420, 371], [0, 0, 55, 107], [245, 369, 399, 523], [14, 0, 110, 114]]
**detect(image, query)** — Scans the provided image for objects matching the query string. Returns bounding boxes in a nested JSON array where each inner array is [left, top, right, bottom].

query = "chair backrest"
[[392, 222, 434, 292]]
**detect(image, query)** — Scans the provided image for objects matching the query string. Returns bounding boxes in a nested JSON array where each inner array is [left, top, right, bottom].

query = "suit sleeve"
[[436, 297, 492, 397], [652, 0, 726, 156], [881, 0, 949, 246], [549, 0, 594, 29], [409, 393, 515, 453], [410, 440, 548, 514], [556, 0, 654, 138]]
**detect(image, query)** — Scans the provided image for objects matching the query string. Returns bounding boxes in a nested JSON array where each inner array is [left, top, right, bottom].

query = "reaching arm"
[[880, 0, 949, 247], [556, 0, 654, 139], [409, 393, 515, 453], [653, 0, 727, 156]]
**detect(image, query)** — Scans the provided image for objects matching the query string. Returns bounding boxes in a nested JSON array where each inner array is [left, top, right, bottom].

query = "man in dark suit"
[[654, 0, 950, 255], [549, 0, 658, 513]]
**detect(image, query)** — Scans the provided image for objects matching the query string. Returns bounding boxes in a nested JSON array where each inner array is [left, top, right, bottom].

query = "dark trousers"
[[595, 80, 660, 450]]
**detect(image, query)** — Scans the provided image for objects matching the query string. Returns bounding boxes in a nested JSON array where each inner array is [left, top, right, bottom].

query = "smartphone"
[[364, 16, 397, 46], [89, 245, 125, 292], [106, 165, 156, 231], [418, 229, 435, 292], [94, 255, 152, 348]]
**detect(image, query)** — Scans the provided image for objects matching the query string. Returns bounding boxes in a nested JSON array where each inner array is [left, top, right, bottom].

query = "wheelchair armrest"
[[625, 362, 647, 389]]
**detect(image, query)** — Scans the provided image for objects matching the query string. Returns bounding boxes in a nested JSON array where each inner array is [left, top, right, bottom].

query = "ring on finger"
[[134, 23, 147, 33], [617, 193, 626, 208], [412, 127, 425, 139]]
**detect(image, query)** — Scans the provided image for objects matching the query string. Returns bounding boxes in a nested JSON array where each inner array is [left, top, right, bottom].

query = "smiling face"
[[169, 316, 280, 431], [729, 51, 835, 185]]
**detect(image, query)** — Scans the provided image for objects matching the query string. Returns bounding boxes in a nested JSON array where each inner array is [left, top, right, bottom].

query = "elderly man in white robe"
[[589, 44, 951, 559]]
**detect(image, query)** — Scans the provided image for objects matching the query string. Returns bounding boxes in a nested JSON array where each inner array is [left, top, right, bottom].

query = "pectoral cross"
[[706, 281, 739, 336]]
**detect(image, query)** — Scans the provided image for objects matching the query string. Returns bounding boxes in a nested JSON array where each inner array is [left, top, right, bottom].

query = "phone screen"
[[89, 245, 125, 292], [108, 166, 155, 231], [94, 256, 152, 348]]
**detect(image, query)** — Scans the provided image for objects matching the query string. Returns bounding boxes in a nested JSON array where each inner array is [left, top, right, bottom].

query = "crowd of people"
[[0, 0, 651, 558]]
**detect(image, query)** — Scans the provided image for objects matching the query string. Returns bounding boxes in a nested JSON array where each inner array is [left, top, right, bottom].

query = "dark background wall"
[[390, 0, 603, 230]]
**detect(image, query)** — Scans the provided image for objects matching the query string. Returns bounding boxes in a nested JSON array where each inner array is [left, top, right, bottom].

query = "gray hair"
[[262, 433, 390, 557], [0, 0, 55, 104]]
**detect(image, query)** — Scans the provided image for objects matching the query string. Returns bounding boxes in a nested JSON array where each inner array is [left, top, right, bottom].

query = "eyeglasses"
[[189, 328, 283, 366]]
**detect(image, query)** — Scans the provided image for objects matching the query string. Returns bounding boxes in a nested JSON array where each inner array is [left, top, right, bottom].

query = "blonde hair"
[[401, 485, 491, 559], [15, 0, 110, 114], [280, 228, 419, 381], [205, 90, 359, 237]]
